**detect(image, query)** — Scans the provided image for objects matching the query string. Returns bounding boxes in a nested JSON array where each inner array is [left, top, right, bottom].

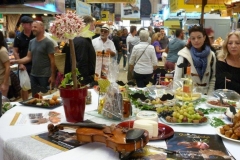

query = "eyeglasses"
[[101, 29, 108, 33]]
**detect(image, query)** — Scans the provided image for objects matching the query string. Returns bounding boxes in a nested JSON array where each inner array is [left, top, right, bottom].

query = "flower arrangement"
[[50, 11, 85, 42], [50, 11, 94, 89]]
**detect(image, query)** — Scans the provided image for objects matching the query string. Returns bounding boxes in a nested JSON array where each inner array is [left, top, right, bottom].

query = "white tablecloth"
[[0, 90, 239, 160]]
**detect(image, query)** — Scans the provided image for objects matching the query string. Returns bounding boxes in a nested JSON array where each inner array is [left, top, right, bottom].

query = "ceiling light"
[[195, 5, 199, 8], [211, 8, 214, 11], [44, 13, 48, 16], [32, 14, 36, 18]]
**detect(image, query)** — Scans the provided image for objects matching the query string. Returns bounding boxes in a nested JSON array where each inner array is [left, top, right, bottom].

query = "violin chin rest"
[[126, 129, 146, 143]]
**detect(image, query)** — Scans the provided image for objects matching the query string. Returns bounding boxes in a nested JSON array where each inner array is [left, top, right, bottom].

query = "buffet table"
[[0, 89, 239, 160]]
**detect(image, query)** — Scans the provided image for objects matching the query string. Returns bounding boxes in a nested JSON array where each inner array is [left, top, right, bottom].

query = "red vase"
[[59, 86, 87, 122]]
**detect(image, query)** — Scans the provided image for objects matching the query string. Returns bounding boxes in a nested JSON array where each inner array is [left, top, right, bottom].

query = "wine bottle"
[[182, 66, 193, 101]]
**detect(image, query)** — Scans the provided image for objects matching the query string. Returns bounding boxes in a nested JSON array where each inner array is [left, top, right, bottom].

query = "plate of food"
[[216, 125, 240, 143], [159, 117, 209, 125], [117, 120, 174, 141], [175, 92, 201, 101], [206, 97, 239, 108], [19, 95, 62, 108]]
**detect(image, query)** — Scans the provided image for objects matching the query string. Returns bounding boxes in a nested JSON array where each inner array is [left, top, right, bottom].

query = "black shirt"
[[112, 36, 120, 52], [13, 31, 35, 67], [215, 60, 240, 94], [63, 37, 96, 85]]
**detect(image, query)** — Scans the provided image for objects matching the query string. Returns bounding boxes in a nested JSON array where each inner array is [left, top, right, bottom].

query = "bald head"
[[32, 21, 45, 37]]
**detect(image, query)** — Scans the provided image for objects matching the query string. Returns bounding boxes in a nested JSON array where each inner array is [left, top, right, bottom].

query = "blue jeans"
[[117, 50, 127, 67], [30, 75, 50, 97]]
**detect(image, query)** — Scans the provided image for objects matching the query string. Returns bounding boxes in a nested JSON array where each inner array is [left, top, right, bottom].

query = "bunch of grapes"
[[158, 102, 207, 123], [158, 110, 174, 118]]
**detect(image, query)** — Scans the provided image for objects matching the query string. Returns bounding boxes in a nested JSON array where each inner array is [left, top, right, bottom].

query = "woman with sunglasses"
[[215, 31, 240, 93], [173, 25, 216, 95]]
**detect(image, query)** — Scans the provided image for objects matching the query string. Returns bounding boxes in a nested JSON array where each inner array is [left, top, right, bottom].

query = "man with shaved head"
[[11, 21, 56, 97]]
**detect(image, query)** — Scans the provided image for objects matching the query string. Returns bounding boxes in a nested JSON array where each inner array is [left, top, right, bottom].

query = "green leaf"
[[79, 24, 95, 38], [60, 68, 82, 88], [210, 117, 225, 128]]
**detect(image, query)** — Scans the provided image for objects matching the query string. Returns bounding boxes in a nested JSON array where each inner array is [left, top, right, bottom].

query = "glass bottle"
[[182, 66, 193, 101]]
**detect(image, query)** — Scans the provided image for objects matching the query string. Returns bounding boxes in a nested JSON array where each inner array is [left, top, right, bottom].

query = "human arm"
[[165, 46, 169, 53], [11, 51, 32, 65], [48, 53, 56, 86], [173, 56, 184, 90], [13, 38, 26, 70], [0, 49, 10, 96], [207, 53, 216, 95], [106, 41, 116, 57], [0, 60, 10, 96], [128, 46, 137, 72], [126, 36, 130, 54], [150, 47, 158, 70]]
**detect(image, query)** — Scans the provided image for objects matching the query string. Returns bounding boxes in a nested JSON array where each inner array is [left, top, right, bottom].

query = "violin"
[[48, 122, 149, 159]]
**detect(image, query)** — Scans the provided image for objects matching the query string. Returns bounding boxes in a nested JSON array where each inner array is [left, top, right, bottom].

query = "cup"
[[123, 99, 131, 118]]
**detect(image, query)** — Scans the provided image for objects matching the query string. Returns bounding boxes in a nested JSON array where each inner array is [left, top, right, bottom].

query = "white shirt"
[[129, 42, 158, 74], [92, 37, 116, 54], [126, 34, 140, 54]]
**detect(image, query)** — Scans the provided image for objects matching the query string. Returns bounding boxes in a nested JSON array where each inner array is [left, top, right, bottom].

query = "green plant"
[[60, 68, 85, 88]]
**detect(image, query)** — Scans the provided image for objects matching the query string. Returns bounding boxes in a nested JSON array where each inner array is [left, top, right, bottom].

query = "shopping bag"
[[19, 70, 31, 91]]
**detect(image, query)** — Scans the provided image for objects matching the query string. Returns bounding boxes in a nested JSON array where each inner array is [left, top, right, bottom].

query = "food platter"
[[117, 120, 174, 141], [20, 98, 62, 109], [206, 97, 239, 109], [159, 117, 209, 126], [215, 126, 240, 143], [174, 92, 201, 101]]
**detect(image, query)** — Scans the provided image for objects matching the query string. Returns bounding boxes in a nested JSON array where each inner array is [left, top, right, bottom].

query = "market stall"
[[0, 88, 239, 160]]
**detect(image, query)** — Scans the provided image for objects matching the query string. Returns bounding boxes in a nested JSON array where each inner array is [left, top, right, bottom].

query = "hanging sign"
[[170, 0, 226, 12], [101, 11, 110, 21], [76, 1, 91, 16], [121, 0, 141, 20]]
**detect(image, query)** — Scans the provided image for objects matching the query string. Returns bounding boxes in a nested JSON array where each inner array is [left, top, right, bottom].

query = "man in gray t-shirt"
[[165, 29, 186, 71], [12, 21, 55, 96], [29, 38, 54, 78]]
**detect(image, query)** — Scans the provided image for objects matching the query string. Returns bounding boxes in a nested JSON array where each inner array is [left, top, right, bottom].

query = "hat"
[[21, 16, 33, 23], [101, 24, 110, 31]]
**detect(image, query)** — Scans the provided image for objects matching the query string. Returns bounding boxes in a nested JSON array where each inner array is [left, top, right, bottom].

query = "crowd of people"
[[1, 15, 240, 102]]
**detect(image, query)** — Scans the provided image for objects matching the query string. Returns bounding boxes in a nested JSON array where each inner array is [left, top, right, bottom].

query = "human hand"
[[0, 83, 8, 94], [19, 64, 26, 70], [10, 60, 17, 65], [48, 76, 55, 87], [106, 48, 111, 53]]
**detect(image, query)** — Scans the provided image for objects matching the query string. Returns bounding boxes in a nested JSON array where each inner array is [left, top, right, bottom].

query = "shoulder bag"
[[134, 45, 149, 65]]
